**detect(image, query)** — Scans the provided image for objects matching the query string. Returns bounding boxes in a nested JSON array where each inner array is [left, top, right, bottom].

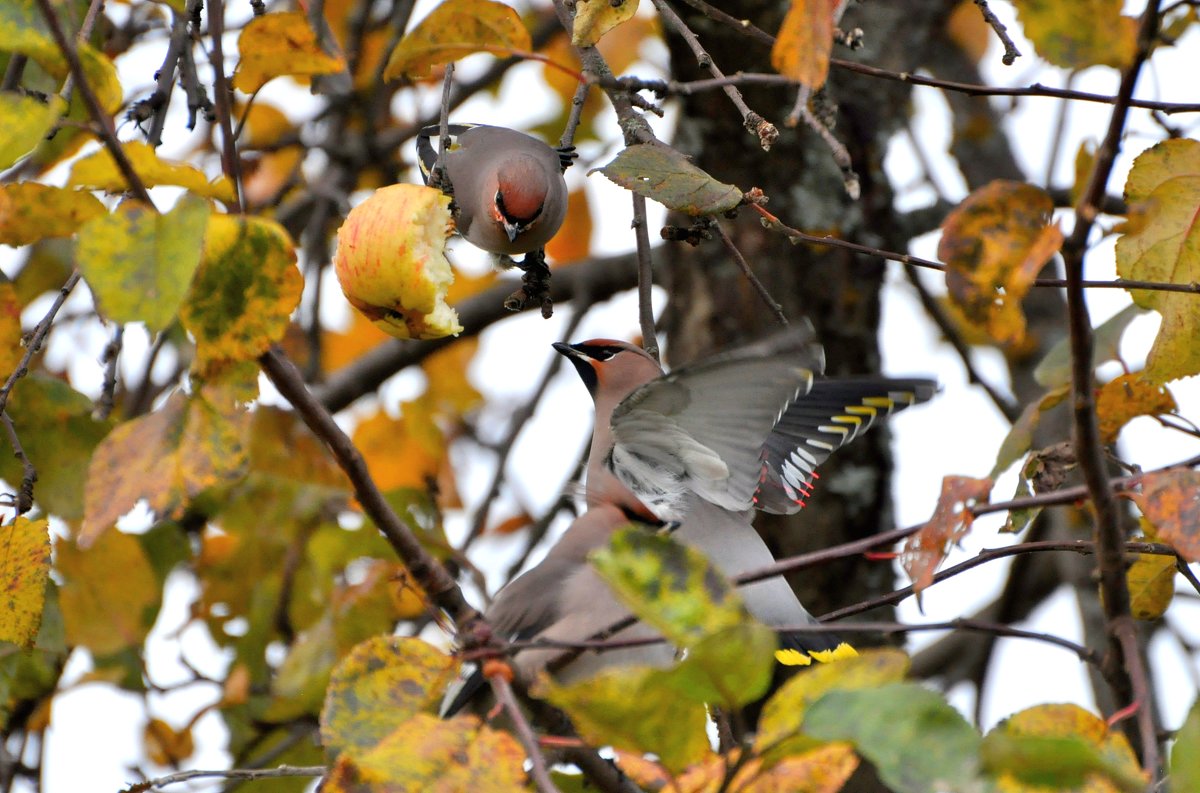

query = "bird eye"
[[592, 349, 616, 361]]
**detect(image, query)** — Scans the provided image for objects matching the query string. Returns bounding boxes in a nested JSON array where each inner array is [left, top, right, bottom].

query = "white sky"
[[7, 1, 1200, 790]]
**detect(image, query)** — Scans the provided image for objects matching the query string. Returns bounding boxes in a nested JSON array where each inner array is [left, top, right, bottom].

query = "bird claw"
[[556, 145, 578, 172], [502, 250, 553, 318]]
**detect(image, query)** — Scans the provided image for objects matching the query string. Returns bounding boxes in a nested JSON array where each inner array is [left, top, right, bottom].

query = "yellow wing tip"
[[774, 642, 858, 667]]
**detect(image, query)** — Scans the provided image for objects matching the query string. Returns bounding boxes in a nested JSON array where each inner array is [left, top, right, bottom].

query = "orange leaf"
[[939, 181, 1063, 346], [1132, 470, 1200, 562], [1096, 374, 1176, 444], [545, 188, 593, 264], [489, 512, 533, 536], [771, 0, 837, 90], [144, 718, 195, 766], [902, 476, 992, 594], [353, 409, 442, 492]]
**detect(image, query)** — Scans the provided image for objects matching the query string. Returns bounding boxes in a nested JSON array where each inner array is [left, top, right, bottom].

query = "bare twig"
[[96, 324, 123, 420], [122, 764, 324, 792], [0, 271, 81, 416], [1, 411, 36, 515], [490, 676, 561, 793], [714, 222, 787, 326], [650, 0, 777, 150], [972, 0, 1021, 64], [631, 193, 660, 361], [205, 0, 245, 213], [901, 264, 1020, 422], [1058, 0, 1164, 772], [34, 0, 152, 204], [258, 347, 480, 627], [144, 15, 188, 147], [462, 304, 591, 552]]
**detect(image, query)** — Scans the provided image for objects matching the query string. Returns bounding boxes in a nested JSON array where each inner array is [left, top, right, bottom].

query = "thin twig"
[[34, 0, 152, 204], [599, 69, 1200, 115], [144, 14, 188, 147], [972, 0, 1021, 64], [96, 324, 123, 420], [122, 765, 324, 792], [714, 222, 787, 326], [206, 0, 245, 213], [0, 271, 81, 416], [1, 411, 36, 515], [490, 676, 561, 793], [631, 193, 660, 361], [462, 304, 591, 552], [257, 347, 480, 627], [650, 0, 777, 150], [902, 264, 1020, 422], [1058, 0, 1164, 771], [749, 201, 1200, 295]]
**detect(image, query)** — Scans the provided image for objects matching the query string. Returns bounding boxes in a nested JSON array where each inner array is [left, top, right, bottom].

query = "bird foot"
[[502, 250, 553, 318]]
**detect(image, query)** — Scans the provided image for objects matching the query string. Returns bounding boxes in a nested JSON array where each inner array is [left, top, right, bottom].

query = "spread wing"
[[610, 355, 817, 513], [754, 377, 938, 514]]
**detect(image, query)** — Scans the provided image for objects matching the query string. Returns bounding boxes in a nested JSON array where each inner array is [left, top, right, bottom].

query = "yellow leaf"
[[181, 214, 303, 369], [939, 181, 1064, 346], [1095, 373, 1176, 444], [1115, 138, 1200, 382], [232, 12, 347, 93], [75, 196, 210, 332], [69, 140, 236, 204], [1011, 0, 1136, 69], [0, 183, 105, 247], [325, 713, 527, 792], [0, 94, 65, 171], [572, 0, 639, 47], [80, 389, 251, 546], [422, 337, 482, 417], [771, 0, 836, 90], [1126, 552, 1175, 621], [320, 636, 459, 758], [383, 0, 532, 81], [143, 718, 195, 766], [56, 530, 159, 655], [321, 309, 392, 372], [0, 517, 51, 648], [545, 187, 593, 263]]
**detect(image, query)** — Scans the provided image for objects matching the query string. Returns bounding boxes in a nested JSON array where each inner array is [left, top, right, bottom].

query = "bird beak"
[[503, 221, 521, 243], [553, 342, 598, 394]]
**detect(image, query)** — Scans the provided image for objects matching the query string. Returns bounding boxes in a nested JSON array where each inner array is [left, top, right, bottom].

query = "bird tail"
[[416, 123, 478, 184]]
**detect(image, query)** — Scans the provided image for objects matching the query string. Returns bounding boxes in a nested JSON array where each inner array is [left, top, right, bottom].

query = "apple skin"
[[334, 184, 463, 340]]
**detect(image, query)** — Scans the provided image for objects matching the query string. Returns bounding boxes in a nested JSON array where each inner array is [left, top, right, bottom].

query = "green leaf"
[[1173, 699, 1200, 791], [181, 214, 302, 371], [756, 648, 911, 765], [990, 385, 1069, 478], [671, 623, 777, 708], [320, 636, 459, 760], [0, 517, 51, 648], [1033, 304, 1147, 388], [593, 144, 743, 215], [982, 703, 1147, 793], [590, 526, 750, 647], [0, 375, 113, 522], [0, 94, 65, 171], [540, 663, 712, 774], [1115, 138, 1200, 382], [803, 683, 981, 793], [75, 196, 210, 332]]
